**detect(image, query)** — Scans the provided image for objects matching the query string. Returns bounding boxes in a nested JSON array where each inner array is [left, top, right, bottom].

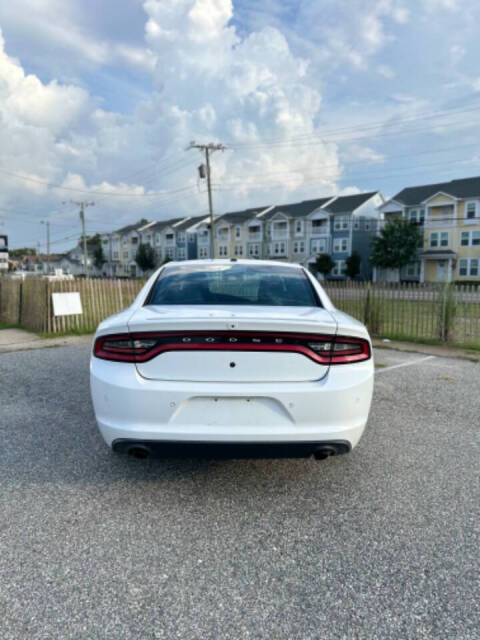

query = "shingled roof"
[[172, 215, 210, 231], [393, 176, 480, 205], [323, 192, 379, 214], [264, 197, 332, 220], [216, 206, 271, 225]]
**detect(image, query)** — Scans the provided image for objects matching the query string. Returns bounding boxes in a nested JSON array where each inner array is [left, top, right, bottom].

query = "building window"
[[466, 202, 477, 220], [165, 233, 175, 245], [131, 237, 138, 244], [123, 251, 129, 259], [408, 208, 425, 225], [293, 241, 305, 254], [406, 262, 419, 277], [166, 247, 175, 259], [248, 244, 260, 258], [199, 247, 208, 258], [333, 238, 349, 253], [218, 245, 229, 257], [295, 220, 304, 236], [353, 219, 360, 230], [155, 233, 161, 245], [311, 238, 327, 254], [332, 260, 346, 276], [458, 258, 479, 277], [235, 226, 241, 240], [234, 245, 244, 256], [364, 221, 371, 231], [177, 232, 185, 243], [102, 239, 108, 245], [113, 251, 119, 259], [440, 232, 448, 247], [461, 231, 480, 246], [430, 232, 439, 248], [334, 216, 349, 231], [217, 227, 229, 241], [177, 247, 186, 260], [271, 241, 287, 256]]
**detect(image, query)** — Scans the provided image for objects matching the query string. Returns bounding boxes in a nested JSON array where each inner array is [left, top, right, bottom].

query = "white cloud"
[[378, 64, 395, 78], [423, 0, 460, 10]]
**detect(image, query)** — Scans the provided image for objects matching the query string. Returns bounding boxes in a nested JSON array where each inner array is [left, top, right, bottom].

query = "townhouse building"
[[323, 192, 385, 279], [101, 219, 155, 277], [101, 215, 208, 277], [98, 191, 384, 279], [213, 206, 273, 259], [212, 192, 384, 279], [377, 176, 480, 283]]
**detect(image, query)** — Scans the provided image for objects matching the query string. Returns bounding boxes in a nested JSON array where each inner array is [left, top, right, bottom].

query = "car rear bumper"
[[111, 439, 351, 459], [90, 357, 374, 449]]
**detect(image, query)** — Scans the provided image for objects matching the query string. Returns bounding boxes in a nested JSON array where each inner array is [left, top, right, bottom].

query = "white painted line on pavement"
[[375, 355, 436, 374]]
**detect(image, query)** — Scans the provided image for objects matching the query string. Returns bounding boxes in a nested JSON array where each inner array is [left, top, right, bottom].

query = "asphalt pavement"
[[0, 345, 478, 639]]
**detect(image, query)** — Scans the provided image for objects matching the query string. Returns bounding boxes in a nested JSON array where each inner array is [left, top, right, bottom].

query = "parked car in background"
[[90, 260, 374, 460]]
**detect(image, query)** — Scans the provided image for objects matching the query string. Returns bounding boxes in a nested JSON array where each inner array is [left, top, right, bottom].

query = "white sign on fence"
[[52, 292, 83, 317]]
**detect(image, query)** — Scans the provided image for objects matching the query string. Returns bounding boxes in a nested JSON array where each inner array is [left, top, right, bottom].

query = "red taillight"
[[94, 335, 157, 362], [94, 332, 371, 365], [328, 337, 371, 364]]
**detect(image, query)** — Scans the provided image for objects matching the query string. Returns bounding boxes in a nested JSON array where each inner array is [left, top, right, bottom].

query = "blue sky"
[[1, 0, 480, 251]]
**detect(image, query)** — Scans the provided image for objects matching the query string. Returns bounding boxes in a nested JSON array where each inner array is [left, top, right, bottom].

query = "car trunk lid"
[[128, 305, 337, 382]]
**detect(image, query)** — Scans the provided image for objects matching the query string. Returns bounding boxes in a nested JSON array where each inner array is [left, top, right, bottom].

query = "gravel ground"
[[0, 345, 478, 640]]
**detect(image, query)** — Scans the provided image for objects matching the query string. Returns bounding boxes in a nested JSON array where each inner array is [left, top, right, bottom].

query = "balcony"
[[425, 206, 455, 228], [248, 231, 262, 242]]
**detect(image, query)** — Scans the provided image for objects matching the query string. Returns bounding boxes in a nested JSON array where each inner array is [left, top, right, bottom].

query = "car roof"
[[161, 259, 303, 270]]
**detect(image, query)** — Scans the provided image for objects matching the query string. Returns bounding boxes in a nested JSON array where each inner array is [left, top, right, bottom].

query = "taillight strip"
[[94, 331, 371, 365]]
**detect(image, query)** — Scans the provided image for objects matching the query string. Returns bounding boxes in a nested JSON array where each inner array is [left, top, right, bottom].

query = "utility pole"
[[40, 220, 50, 275], [66, 201, 94, 277], [188, 142, 226, 259]]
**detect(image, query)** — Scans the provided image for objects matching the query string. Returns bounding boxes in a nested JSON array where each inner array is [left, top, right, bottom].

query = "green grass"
[[37, 328, 94, 338], [0, 322, 21, 330]]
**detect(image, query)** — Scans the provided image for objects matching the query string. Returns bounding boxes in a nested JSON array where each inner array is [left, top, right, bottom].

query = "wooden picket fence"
[[0, 278, 144, 334], [1, 277, 480, 348], [324, 281, 480, 348]]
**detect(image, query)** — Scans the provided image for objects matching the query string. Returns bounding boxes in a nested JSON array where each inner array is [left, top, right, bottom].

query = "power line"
[[226, 101, 480, 148], [0, 169, 200, 199]]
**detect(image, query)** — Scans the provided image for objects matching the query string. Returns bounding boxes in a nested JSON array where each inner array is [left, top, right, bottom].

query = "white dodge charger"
[[90, 260, 374, 460]]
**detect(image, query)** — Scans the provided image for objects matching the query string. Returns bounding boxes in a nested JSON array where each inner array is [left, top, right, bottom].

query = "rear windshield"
[[147, 263, 320, 307]]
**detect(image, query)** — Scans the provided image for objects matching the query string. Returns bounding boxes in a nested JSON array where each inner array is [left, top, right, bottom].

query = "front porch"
[[419, 250, 456, 283]]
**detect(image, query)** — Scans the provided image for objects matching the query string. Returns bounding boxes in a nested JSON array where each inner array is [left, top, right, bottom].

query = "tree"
[[93, 244, 106, 270], [345, 251, 361, 280], [370, 218, 422, 272], [135, 243, 156, 273], [315, 253, 335, 279], [9, 247, 36, 257]]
